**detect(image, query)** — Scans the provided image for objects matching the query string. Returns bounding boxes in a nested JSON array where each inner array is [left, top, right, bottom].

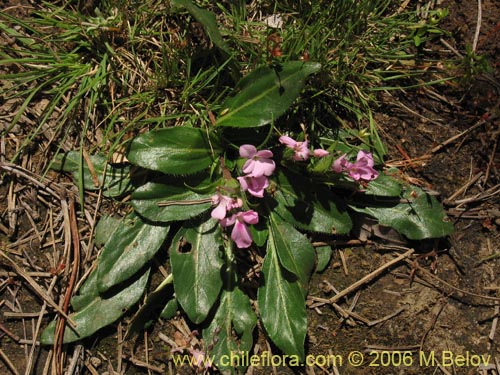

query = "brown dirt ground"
[[1, 0, 499, 375]]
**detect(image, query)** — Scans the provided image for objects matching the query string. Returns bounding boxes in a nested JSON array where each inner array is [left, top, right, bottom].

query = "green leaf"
[[127, 127, 221, 175], [40, 267, 150, 345], [172, 0, 229, 53], [363, 173, 402, 197], [131, 180, 213, 223], [258, 235, 307, 359], [203, 287, 257, 374], [271, 170, 352, 234], [350, 187, 454, 240], [269, 212, 315, 296], [94, 215, 122, 246], [315, 246, 332, 273], [126, 274, 174, 339], [70, 268, 99, 312], [216, 61, 321, 128], [52, 151, 131, 197], [97, 213, 169, 293], [169, 216, 224, 324], [160, 299, 179, 320]]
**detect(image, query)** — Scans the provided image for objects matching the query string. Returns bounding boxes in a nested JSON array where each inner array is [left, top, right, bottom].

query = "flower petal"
[[241, 210, 259, 224], [220, 214, 236, 227], [332, 154, 348, 173], [239, 144, 257, 158], [356, 150, 375, 167], [279, 136, 297, 147], [250, 158, 276, 177], [242, 159, 256, 175], [211, 202, 227, 220], [313, 149, 329, 158], [231, 221, 253, 248]]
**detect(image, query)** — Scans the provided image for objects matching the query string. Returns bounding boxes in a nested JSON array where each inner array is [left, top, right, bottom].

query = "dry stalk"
[[309, 249, 415, 308]]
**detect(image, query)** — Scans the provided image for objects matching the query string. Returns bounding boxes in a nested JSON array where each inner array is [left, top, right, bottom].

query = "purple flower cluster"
[[332, 150, 378, 181], [279, 135, 330, 161], [280, 135, 378, 182], [210, 138, 378, 249], [211, 145, 276, 249]]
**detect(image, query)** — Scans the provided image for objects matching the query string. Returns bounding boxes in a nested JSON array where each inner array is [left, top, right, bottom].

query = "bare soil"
[[1, 1, 499, 375]]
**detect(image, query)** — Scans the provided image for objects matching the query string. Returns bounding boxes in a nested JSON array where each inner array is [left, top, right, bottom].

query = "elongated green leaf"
[[94, 215, 121, 246], [126, 274, 174, 339], [203, 287, 257, 374], [41, 267, 150, 345], [70, 267, 99, 312], [269, 212, 315, 296], [97, 213, 169, 293], [350, 187, 454, 240], [258, 237, 307, 359], [169, 217, 224, 324], [216, 61, 321, 128], [271, 170, 352, 234], [315, 246, 332, 273], [131, 181, 213, 223], [52, 151, 131, 197], [172, 0, 229, 53], [127, 127, 221, 175]]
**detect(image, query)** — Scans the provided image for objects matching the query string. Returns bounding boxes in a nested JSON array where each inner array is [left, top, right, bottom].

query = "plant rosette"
[[41, 60, 453, 374]]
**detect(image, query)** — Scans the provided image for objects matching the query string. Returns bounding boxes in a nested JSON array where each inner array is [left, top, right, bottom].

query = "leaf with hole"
[[169, 216, 224, 324]]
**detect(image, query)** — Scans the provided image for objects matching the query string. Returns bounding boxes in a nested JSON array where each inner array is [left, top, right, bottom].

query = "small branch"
[[309, 249, 414, 307], [472, 0, 482, 52], [0, 251, 76, 327]]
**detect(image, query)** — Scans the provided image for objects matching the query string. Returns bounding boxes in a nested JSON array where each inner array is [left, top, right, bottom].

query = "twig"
[[488, 303, 499, 346], [444, 172, 483, 205], [0, 322, 21, 342], [0, 347, 20, 375], [472, 0, 482, 52], [484, 131, 498, 184], [309, 249, 414, 307], [64, 345, 84, 375], [0, 163, 62, 199], [419, 298, 447, 351], [367, 307, 406, 327], [408, 260, 500, 302], [122, 355, 165, 374], [428, 114, 494, 154], [54, 198, 80, 375], [453, 183, 500, 206], [0, 251, 75, 327]]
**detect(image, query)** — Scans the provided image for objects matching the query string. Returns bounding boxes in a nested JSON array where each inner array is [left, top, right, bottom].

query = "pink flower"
[[279, 136, 310, 161], [332, 151, 378, 181], [237, 175, 269, 198], [313, 149, 329, 158], [239, 145, 275, 177], [332, 154, 351, 173], [211, 193, 242, 220], [220, 210, 259, 248]]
